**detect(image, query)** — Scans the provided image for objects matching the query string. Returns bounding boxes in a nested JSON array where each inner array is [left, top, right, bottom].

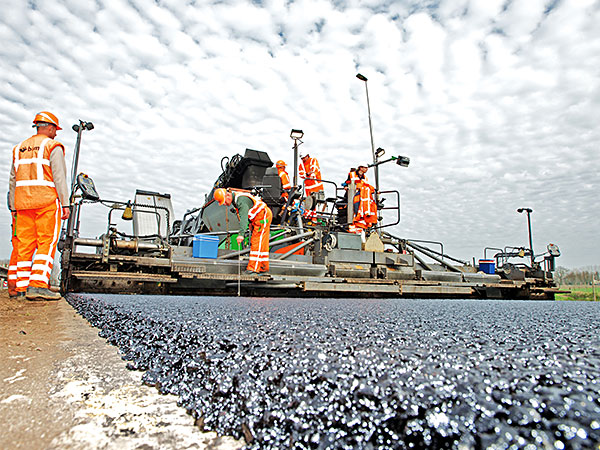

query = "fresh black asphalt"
[[66, 294, 600, 449]]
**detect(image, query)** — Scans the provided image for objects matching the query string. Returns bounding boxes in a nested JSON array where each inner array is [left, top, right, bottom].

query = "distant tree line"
[[555, 266, 600, 285]]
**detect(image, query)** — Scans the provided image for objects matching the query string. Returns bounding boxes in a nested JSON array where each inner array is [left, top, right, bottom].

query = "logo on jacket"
[[20, 146, 39, 153]]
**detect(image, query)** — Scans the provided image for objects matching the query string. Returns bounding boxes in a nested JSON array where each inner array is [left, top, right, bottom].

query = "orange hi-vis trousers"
[[15, 199, 62, 292], [247, 207, 272, 273], [8, 215, 18, 295]]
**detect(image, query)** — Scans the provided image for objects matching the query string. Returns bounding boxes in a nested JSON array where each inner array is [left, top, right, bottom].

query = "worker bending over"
[[8, 111, 70, 300], [299, 152, 324, 210], [213, 188, 272, 274]]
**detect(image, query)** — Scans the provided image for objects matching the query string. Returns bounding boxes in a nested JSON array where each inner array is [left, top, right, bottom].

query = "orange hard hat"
[[276, 160, 286, 168], [213, 188, 228, 205], [33, 111, 62, 130]]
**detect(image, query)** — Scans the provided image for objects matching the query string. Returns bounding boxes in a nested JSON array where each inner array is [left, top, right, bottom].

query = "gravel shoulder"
[[0, 291, 242, 450]]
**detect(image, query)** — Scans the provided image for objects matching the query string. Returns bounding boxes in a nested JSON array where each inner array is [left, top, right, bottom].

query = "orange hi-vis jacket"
[[299, 157, 324, 195], [345, 170, 377, 230], [356, 183, 377, 226], [277, 167, 292, 190], [234, 191, 268, 222], [346, 170, 368, 187], [233, 192, 272, 273], [13, 134, 64, 210]]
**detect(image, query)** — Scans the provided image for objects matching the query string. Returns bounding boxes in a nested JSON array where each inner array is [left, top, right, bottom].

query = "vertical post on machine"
[[61, 120, 94, 294], [66, 120, 94, 240], [356, 73, 382, 233], [517, 207, 534, 267], [290, 129, 304, 219], [290, 129, 304, 188], [356, 73, 378, 192]]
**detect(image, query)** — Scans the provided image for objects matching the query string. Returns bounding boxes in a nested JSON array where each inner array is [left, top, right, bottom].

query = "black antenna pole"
[[66, 120, 94, 239]]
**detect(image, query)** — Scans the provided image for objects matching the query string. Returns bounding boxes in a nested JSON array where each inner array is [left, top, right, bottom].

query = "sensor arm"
[[368, 155, 410, 168]]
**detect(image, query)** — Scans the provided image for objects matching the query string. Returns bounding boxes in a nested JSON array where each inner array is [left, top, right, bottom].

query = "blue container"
[[193, 235, 219, 259], [478, 259, 495, 274]]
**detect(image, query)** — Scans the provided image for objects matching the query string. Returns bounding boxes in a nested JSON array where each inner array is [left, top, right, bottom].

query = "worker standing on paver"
[[213, 188, 272, 274], [343, 165, 377, 233], [8, 111, 70, 300], [275, 160, 292, 200], [298, 153, 324, 211]]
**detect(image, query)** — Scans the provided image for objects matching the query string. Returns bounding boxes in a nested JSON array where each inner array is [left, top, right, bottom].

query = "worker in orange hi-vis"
[[298, 152, 325, 210], [344, 164, 369, 188], [343, 165, 377, 233], [275, 160, 292, 200], [8, 111, 70, 301], [213, 188, 272, 274]]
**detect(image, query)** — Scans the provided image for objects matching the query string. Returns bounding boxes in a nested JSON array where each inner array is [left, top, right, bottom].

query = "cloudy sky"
[[1, 0, 598, 269]]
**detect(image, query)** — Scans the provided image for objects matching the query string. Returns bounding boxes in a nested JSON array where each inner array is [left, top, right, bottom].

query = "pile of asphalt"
[[66, 294, 600, 449]]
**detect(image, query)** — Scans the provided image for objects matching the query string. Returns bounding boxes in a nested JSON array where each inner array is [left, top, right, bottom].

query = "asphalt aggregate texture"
[[66, 294, 600, 449]]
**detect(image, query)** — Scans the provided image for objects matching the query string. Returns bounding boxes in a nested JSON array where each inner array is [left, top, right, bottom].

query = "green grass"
[[556, 286, 600, 301]]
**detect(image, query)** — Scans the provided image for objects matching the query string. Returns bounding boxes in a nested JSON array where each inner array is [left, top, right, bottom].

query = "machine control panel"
[[77, 173, 100, 201]]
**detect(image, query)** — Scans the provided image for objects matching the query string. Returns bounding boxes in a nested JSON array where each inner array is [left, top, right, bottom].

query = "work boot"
[[9, 290, 25, 299], [8, 280, 17, 298], [26, 287, 62, 301]]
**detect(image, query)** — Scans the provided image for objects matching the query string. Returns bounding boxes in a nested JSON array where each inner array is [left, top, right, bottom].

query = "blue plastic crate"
[[478, 259, 495, 274], [193, 235, 219, 259]]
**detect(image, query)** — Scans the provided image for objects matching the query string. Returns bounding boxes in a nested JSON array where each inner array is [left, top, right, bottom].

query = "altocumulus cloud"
[[0, 0, 598, 268]]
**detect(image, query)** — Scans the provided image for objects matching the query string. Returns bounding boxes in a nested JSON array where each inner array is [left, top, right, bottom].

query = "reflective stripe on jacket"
[[358, 183, 376, 219], [13, 134, 64, 210], [277, 168, 292, 190]]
